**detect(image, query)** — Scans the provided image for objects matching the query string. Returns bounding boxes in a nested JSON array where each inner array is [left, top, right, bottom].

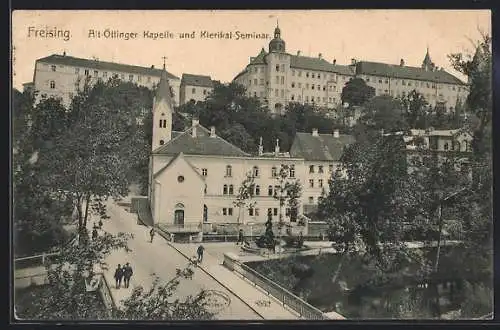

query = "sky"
[[12, 10, 491, 90]]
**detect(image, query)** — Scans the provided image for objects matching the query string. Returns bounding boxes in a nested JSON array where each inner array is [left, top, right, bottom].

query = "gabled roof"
[[153, 124, 250, 157], [37, 54, 179, 80], [355, 61, 466, 85], [290, 55, 355, 76], [290, 132, 355, 161], [181, 73, 213, 88], [153, 152, 205, 181]]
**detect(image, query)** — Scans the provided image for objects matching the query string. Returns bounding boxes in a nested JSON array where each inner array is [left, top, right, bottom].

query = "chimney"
[[333, 59, 337, 65], [318, 53, 322, 59], [258, 137, 263, 156], [351, 58, 357, 65], [400, 58, 405, 66], [274, 139, 280, 156], [297, 50, 301, 56], [151, 65, 155, 69], [333, 129, 340, 138], [210, 126, 216, 137], [312, 128, 319, 137], [63, 51, 66, 56]]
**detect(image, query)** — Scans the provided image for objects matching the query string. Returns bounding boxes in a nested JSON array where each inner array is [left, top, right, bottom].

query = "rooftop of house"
[[181, 73, 214, 88], [37, 53, 179, 80], [355, 61, 467, 85], [152, 123, 250, 157], [289, 130, 356, 161]]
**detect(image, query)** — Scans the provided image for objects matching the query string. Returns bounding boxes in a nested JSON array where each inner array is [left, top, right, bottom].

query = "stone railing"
[[97, 272, 116, 317], [223, 253, 343, 320]]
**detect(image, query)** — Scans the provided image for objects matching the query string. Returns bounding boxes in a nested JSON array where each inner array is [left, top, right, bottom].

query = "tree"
[[35, 78, 153, 239], [400, 90, 429, 129], [233, 171, 256, 224], [341, 77, 375, 107], [117, 266, 217, 320], [358, 95, 408, 133], [273, 164, 302, 239], [16, 230, 131, 319]]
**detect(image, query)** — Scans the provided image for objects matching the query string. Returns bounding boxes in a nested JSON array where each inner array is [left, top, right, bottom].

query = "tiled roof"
[[250, 48, 268, 65], [37, 54, 179, 80], [290, 55, 355, 76], [152, 125, 250, 157], [181, 73, 213, 88], [355, 61, 466, 85], [289, 132, 355, 161]]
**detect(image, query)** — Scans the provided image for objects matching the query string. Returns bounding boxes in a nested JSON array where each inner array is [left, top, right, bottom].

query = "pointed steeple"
[[152, 59, 174, 151], [155, 63, 174, 107], [421, 46, 435, 71]]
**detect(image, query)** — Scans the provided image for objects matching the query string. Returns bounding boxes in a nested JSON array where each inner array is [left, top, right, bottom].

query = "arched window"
[[268, 185, 273, 196], [229, 184, 234, 195], [253, 166, 259, 177], [444, 142, 449, 151], [223, 184, 228, 195], [454, 141, 461, 151], [225, 165, 232, 177], [175, 203, 185, 209], [255, 185, 260, 196], [50, 80, 56, 89]]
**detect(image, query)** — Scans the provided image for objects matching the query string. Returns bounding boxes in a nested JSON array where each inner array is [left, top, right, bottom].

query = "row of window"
[[308, 179, 324, 188], [224, 165, 295, 178], [70, 66, 154, 84], [365, 76, 464, 92], [291, 70, 345, 82], [191, 87, 209, 95], [309, 164, 334, 173], [222, 207, 297, 217]]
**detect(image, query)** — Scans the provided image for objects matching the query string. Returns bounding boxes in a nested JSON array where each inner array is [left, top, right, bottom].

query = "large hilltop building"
[[29, 53, 181, 106], [233, 24, 469, 114], [148, 64, 354, 241]]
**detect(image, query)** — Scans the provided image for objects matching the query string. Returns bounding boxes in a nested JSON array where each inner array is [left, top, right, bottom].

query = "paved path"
[[169, 242, 299, 320], [93, 200, 262, 320]]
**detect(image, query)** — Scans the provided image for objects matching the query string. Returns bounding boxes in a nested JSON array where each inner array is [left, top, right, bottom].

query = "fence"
[[223, 253, 339, 320], [202, 234, 328, 243], [98, 272, 116, 317], [14, 252, 61, 269]]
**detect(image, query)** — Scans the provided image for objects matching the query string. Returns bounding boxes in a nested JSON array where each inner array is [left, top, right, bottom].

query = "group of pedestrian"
[[114, 262, 134, 289]]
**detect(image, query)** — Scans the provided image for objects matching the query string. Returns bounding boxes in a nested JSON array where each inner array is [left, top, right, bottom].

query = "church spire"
[[422, 46, 435, 71], [152, 58, 174, 151]]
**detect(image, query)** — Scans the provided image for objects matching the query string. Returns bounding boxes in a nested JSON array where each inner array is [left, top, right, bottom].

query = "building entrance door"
[[174, 210, 184, 226]]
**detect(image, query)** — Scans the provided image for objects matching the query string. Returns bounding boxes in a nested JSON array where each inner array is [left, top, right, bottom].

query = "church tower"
[[152, 60, 174, 151], [268, 21, 286, 53], [421, 47, 435, 71]]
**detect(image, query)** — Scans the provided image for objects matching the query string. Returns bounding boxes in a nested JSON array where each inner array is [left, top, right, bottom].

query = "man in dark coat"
[[236, 229, 244, 245], [114, 264, 123, 289], [149, 227, 155, 243], [197, 245, 205, 263], [123, 262, 133, 288]]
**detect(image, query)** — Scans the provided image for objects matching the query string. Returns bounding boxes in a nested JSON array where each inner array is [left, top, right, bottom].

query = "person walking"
[[236, 229, 244, 245], [114, 264, 124, 289], [123, 262, 133, 288], [197, 244, 205, 263], [149, 227, 155, 243]]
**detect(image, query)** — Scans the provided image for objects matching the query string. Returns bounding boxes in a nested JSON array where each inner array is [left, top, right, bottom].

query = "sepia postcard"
[[11, 10, 493, 322]]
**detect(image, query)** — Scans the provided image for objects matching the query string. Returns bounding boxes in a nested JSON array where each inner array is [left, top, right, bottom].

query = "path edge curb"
[[166, 241, 267, 320]]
